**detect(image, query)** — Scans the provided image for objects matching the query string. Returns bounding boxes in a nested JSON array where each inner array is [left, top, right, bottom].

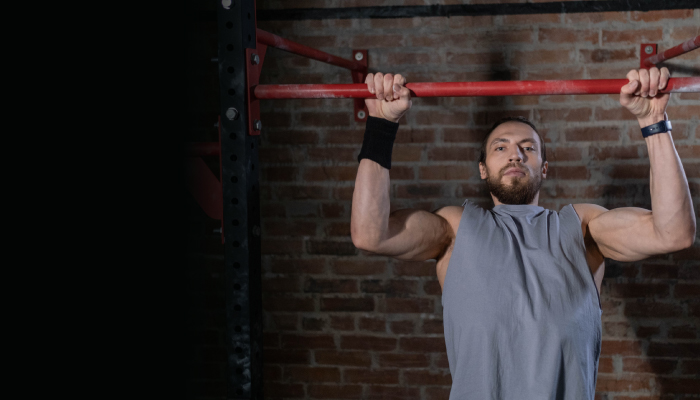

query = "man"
[[350, 67, 695, 399]]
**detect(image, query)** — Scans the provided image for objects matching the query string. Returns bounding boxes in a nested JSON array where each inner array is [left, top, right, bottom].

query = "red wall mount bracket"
[[640, 43, 657, 69], [351, 49, 368, 122], [246, 45, 267, 136]]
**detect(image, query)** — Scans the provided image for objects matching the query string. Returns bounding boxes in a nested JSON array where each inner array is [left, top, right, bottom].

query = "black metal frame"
[[217, 0, 263, 399]]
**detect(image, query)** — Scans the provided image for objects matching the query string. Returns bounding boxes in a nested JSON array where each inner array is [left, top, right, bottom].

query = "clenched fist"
[[620, 67, 671, 127], [365, 72, 412, 123]]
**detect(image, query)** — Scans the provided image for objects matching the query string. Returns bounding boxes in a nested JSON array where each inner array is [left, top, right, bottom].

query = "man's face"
[[479, 121, 548, 205]]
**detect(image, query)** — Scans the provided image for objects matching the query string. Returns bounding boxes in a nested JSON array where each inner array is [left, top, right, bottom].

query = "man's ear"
[[479, 162, 487, 180], [541, 161, 548, 178]]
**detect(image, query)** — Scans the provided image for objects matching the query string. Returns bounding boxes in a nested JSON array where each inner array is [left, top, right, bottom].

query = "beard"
[[485, 164, 543, 205]]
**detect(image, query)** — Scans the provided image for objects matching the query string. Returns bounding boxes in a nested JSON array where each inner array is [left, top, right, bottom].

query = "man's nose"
[[509, 148, 523, 162]]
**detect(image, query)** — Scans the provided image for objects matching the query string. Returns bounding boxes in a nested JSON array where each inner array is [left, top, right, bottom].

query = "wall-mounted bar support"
[[642, 35, 700, 68]]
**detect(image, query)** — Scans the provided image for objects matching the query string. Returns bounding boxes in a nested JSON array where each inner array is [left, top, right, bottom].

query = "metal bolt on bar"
[[256, 28, 366, 72], [644, 35, 700, 67], [254, 78, 700, 99]]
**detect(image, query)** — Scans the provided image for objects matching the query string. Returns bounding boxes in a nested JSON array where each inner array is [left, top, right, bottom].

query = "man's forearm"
[[351, 160, 391, 249], [644, 117, 696, 248]]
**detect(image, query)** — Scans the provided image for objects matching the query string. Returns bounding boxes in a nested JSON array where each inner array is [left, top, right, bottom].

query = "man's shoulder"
[[571, 203, 609, 226], [432, 205, 465, 239]]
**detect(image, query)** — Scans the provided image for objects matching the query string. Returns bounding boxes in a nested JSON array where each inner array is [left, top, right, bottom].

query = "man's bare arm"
[[351, 160, 456, 261], [587, 67, 696, 262]]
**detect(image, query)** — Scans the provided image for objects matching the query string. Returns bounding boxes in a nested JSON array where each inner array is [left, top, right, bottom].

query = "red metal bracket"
[[640, 43, 657, 69], [246, 44, 267, 136], [351, 49, 368, 122]]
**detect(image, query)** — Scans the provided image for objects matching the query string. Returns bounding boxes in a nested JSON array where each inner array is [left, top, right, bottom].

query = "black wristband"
[[357, 116, 399, 170]]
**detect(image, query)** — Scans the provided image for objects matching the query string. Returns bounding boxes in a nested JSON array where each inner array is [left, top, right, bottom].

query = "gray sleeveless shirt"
[[442, 200, 602, 400]]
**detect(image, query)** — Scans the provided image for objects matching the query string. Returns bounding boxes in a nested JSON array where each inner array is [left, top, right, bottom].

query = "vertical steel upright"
[[216, 0, 263, 399]]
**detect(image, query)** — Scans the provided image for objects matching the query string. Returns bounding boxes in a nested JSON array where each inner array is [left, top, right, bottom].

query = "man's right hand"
[[365, 72, 412, 123]]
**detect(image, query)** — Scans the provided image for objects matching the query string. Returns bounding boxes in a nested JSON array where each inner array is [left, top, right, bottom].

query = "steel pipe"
[[254, 77, 700, 99], [257, 29, 366, 72], [644, 36, 700, 67]]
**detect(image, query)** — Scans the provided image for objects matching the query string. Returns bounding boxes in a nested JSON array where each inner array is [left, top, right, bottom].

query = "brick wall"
[[188, 2, 700, 399]]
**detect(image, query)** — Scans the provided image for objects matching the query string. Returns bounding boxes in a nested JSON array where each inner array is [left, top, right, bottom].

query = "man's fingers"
[[397, 85, 411, 103], [660, 67, 670, 90], [383, 73, 394, 101], [365, 73, 375, 94], [374, 73, 384, 100], [639, 68, 650, 97], [648, 67, 660, 97], [626, 69, 641, 95], [621, 80, 638, 96]]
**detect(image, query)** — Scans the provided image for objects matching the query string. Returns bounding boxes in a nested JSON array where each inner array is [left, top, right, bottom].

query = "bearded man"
[[350, 67, 695, 400]]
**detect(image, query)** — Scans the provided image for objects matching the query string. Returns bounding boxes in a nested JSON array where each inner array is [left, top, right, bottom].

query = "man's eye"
[[496, 147, 504, 151], [525, 147, 533, 151]]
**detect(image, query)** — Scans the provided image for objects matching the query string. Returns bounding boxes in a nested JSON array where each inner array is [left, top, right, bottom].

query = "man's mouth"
[[503, 168, 526, 176]]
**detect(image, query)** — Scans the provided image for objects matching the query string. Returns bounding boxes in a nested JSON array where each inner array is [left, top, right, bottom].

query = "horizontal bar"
[[644, 36, 700, 67], [257, 29, 365, 72], [187, 142, 220, 157], [254, 78, 700, 99]]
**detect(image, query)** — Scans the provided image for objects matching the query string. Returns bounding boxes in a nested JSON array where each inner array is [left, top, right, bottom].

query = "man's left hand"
[[620, 67, 670, 127]]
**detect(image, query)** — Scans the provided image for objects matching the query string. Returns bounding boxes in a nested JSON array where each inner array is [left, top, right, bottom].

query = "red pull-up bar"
[[644, 35, 700, 67], [254, 77, 700, 99]]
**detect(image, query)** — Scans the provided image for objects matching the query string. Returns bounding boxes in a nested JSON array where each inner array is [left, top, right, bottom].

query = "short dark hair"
[[478, 116, 547, 165]]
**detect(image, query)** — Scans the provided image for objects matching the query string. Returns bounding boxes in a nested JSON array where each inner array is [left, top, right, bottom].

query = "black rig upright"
[[216, 0, 263, 399]]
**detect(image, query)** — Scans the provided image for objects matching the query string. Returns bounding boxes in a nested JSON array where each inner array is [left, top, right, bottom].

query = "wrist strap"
[[357, 116, 399, 170], [641, 120, 672, 138]]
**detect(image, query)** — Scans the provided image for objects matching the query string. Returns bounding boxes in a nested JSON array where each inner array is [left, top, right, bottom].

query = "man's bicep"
[[371, 207, 457, 261], [588, 206, 669, 262]]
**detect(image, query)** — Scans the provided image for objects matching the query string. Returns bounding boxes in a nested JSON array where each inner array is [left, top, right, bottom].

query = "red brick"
[[425, 387, 451, 400], [344, 368, 399, 384], [385, 52, 435, 65], [264, 297, 315, 312], [635, 325, 661, 338], [603, 28, 663, 44], [608, 283, 670, 298], [566, 126, 621, 142], [671, 26, 700, 41], [366, 385, 421, 400], [307, 147, 357, 162], [341, 335, 397, 351], [393, 146, 423, 162], [564, 12, 627, 24], [446, 15, 494, 29], [376, 353, 430, 369], [304, 278, 358, 293], [595, 375, 652, 392], [320, 297, 374, 312], [536, 108, 592, 122], [419, 165, 470, 180], [539, 28, 598, 44], [547, 166, 590, 180], [422, 319, 444, 335], [359, 317, 387, 332], [394, 128, 437, 144], [325, 222, 351, 237], [394, 261, 436, 276], [264, 349, 311, 365], [360, 279, 419, 296], [676, 144, 700, 159], [303, 317, 326, 331], [443, 128, 486, 143], [668, 325, 697, 339], [333, 260, 387, 275], [681, 359, 700, 375], [445, 51, 505, 66], [266, 130, 319, 145], [315, 350, 371, 367], [308, 384, 362, 399], [525, 66, 585, 80], [672, 244, 700, 261], [624, 302, 683, 318], [655, 377, 700, 393], [601, 340, 643, 356], [403, 370, 452, 386], [264, 364, 282, 380], [648, 342, 700, 358], [307, 240, 357, 255], [427, 147, 480, 162], [414, 111, 470, 126], [264, 220, 317, 236], [474, 110, 530, 127], [589, 145, 643, 160], [675, 284, 700, 298], [303, 166, 357, 181], [270, 258, 325, 274], [396, 184, 445, 199], [352, 34, 406, 48], [631, 9, 695, 22], [330, 315, 355, 331], [622, 357, 677, 374], [282, 334, 335, 349], [503, 13, 560, 24], [640, 264, 678, 280], [512, 49, 573, 65], [370, 18, 415, 29], [424, 281, 442, 295], [580, 48, 636, 64], [391, 320, 415, 334], [598, 357, 614, 373], [399, 337, 446, 352], [385, 298, 434, 313], [285, 366, 341, 382], [262, 238, 304, 255], [325, 129, 366, 145]]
